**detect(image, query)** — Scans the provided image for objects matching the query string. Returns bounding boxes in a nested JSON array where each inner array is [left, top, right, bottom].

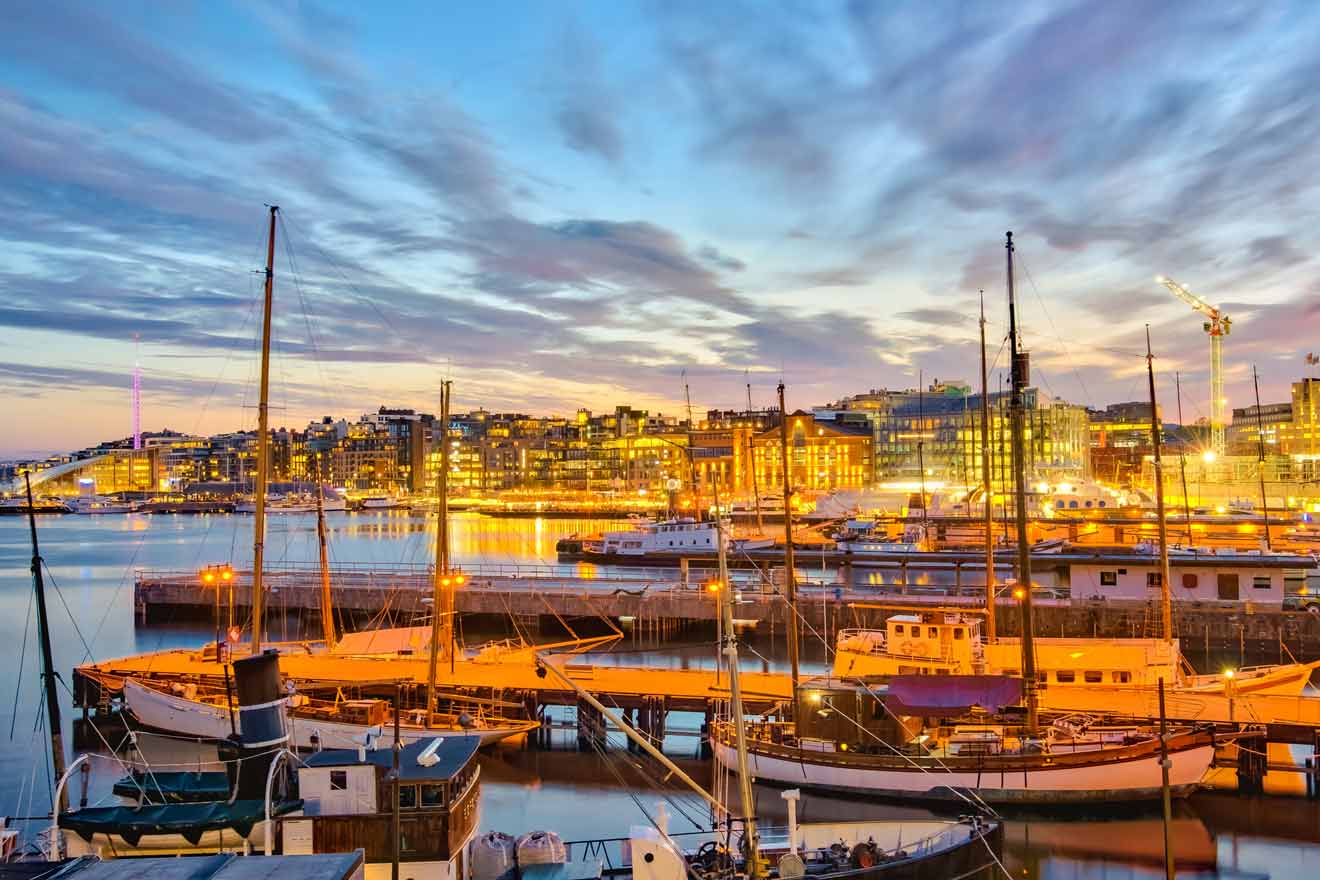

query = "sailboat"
[[715, 233, 1217, 804]]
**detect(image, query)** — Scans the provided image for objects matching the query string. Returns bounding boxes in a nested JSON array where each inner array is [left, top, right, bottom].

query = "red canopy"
[[885, 675, 1023, 716]]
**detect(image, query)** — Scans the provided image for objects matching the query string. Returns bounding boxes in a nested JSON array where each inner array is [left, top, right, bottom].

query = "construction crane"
[[1156, 275, 1232, 455]]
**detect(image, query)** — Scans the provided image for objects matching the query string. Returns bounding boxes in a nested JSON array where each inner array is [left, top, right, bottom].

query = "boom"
[[1156, 275, 1231, 456]]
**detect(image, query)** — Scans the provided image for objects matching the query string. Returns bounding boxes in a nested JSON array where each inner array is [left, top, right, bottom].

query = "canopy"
[[113, 771, 232, 804], [886, 675, 1022, 716], [60, 799, 302, 847]]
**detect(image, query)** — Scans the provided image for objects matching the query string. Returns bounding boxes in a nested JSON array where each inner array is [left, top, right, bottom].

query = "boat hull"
[[124, 679, 536, 749], [714, 740, 1215, 805]]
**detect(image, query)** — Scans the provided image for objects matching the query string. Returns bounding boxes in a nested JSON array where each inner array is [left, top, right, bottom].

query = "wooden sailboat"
[[716, 233, 1217, 804]]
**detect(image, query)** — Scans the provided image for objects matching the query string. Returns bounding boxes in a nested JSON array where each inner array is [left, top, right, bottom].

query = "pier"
[[134, 562, 1320, 661]]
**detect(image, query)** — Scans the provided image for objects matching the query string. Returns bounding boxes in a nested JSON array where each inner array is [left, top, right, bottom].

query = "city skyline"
[[5, 2, 1320, 457]]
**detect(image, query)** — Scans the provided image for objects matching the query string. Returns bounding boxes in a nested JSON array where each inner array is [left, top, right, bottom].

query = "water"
[[1, 511, 1317, 878]]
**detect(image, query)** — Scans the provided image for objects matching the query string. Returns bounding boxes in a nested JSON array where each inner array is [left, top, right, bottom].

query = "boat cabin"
[[836, 613, 981, 677], [286, 736, 481, 880], [1059, 549, 1315, 603]]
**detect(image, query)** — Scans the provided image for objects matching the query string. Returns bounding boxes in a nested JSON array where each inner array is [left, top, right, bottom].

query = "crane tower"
[[1156, 275, 1231, 455]]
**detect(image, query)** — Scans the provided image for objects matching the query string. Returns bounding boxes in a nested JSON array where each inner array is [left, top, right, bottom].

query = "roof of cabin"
[[8, 853, 364, 880], [302, 735, 479, 781]]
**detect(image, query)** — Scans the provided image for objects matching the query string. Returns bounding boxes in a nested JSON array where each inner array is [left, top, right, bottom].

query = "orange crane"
[[1157, 275, 1231, 455]]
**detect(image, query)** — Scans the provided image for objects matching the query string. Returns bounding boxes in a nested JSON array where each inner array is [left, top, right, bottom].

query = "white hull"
[[124, 679, 533, 749], [64, 825, 267, 857], [714, 741, 1215, 804]]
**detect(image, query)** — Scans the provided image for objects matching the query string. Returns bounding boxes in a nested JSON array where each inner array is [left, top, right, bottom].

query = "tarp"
[[886, 675, 1023, 716], [59, 799, 302, 847], [112, 771, 232, 804]]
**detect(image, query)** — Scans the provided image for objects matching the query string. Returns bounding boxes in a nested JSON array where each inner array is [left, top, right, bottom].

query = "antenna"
[[132, 333, 142, 450]]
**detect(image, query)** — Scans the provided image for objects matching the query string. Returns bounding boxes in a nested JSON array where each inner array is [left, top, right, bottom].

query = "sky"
[[3, 1, 1320, 458]]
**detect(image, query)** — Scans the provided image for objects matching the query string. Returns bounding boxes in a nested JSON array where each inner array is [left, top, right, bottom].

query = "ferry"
[[600, 517, 774, 555], [833, 611, 1320, 698]]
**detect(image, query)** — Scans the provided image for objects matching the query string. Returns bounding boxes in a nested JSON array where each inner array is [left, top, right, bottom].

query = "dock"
[[134, 563, 1320, 661]]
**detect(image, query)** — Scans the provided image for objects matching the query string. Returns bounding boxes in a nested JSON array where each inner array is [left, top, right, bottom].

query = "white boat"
[[601, 517, 720, 555], [124, 678, 537, 749], [70, 496, 135, 514], [713, 676, 1217, 804], [835, 523, 929, 553], [361, 495, 405, 510], [235, 492, 347, 514]]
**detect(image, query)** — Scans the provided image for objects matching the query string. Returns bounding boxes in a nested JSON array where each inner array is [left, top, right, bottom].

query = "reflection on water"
[[1, 513, 1319, 877]]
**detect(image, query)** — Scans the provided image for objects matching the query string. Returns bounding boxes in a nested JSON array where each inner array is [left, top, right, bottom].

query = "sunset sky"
[[3, 1, 1320, 457]]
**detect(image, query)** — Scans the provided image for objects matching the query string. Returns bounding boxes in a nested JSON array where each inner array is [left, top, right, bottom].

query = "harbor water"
[[1, 511, 1318, 878]]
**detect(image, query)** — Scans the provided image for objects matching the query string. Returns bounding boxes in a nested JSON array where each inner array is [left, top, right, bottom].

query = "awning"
[[113, 770, 232, 804], [59, 799, 302, 847], [886, 675, 1022, 716]]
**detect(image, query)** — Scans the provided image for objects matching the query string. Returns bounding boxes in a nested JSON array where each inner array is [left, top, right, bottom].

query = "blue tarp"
[[886, 675, 1023, 716]]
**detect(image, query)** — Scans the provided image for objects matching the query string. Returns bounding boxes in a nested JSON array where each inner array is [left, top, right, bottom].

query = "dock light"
[[707, 581, 722, 593], [808, 692, 822, 704], [221, 567, 233, 582], [1223, 669, 1235, 680], [1302, 586, 1310, 596], [454, 574, 466, 586], [1202, 450, 1218, 464], [1012, 587, 1026, 600]]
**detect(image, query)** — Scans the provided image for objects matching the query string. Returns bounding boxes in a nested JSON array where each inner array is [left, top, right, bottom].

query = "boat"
[[833, 611, 1320, 698], [600, 517, 774, 555], [235, 492, 347, 515], [123, 676, 538, 749], [0, 496, 72, 515], [711, 675, 1216, 805], [835, 523, 929, 553], [69, 495, 136, 514], [360, 495, 406, 510]]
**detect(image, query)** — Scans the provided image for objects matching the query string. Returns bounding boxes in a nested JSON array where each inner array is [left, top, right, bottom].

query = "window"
[[953, 628, 965, 641], [329, 770, 347, 791], [927, 627, 937, 638], [1182, 573, 1198, 589], [1055, 670, 1076, 683], [1253, 576, 1272, 590], [1100, 571, 1117, 587], [1084, 671, 1103, 684], [1112, 671, 1131, 684], [399, 785, 417, 809], [1147, 572, 1162, 588], [894, 624, 905, 635], [421, 784, 445, 807]]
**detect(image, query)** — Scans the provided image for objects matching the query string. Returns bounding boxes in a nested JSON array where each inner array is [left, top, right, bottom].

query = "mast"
[[916, 370, 928, 528], [251, 205, 278, 655], [683, 372, 700, 519], [426, 380, 452, 725], [979, 292, 997, 642], [1146, 327, 1173, 643], [711, 475, 761, 876], [25, 473, 67, 812], [1005, 231, 1039, 732], [315, 459, 335, 649], [777, 382, 801, 702], [1175, 373, 1194, 548], [1252, 366, 1273, 550], [747, 375, 764, 533]]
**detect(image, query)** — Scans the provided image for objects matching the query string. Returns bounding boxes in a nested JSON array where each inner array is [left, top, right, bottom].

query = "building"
[[817, 382, 1090, 487], [1088, 401, 1159, 486], [751, 411, 873, 492]]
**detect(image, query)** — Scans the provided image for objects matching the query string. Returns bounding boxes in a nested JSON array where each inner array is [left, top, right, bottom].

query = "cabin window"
[[1068, 500, 1078, 509], [1112, 671, 1131, 683], [329, 770, 348, 791], [1100, 571, 1117, 587], [1084, 671, 1103, 684], [1147, 572, 1163, 588], [421, 784, 445, 807], [1055, 670, 1076, 683], [927, 627, 938, 638], [1084, 500, 1093, 508], [1099, 501, 1107, 508], [399, 785, 417, 809], [1182, 574, 1198, 589], [894, 624, 905, 635], [1253, 576, 1272, 590], [936, 668, 950, 675], [953, 628, 965, 640]]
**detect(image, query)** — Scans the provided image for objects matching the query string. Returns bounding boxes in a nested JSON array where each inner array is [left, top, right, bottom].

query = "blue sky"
[[3, 1, 1320, 456]]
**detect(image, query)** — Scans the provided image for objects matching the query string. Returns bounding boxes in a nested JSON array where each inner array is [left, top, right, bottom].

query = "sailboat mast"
[[1005, 231, 1039, 732], [25, 473, 67, 812], [251, 205, 278, 655], [315, 459, 335, 649], [427, 381, 452, 726], [1146, 327, 1173, 642], [1175, 373, 1194, 548], [711, 476, 761, 876], [1252, 366, 1273, 550], [916, 370, 928, 527], [979, 292, 997, 642], [777, 382, 801, 701], [747, 375, 763, 533]]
